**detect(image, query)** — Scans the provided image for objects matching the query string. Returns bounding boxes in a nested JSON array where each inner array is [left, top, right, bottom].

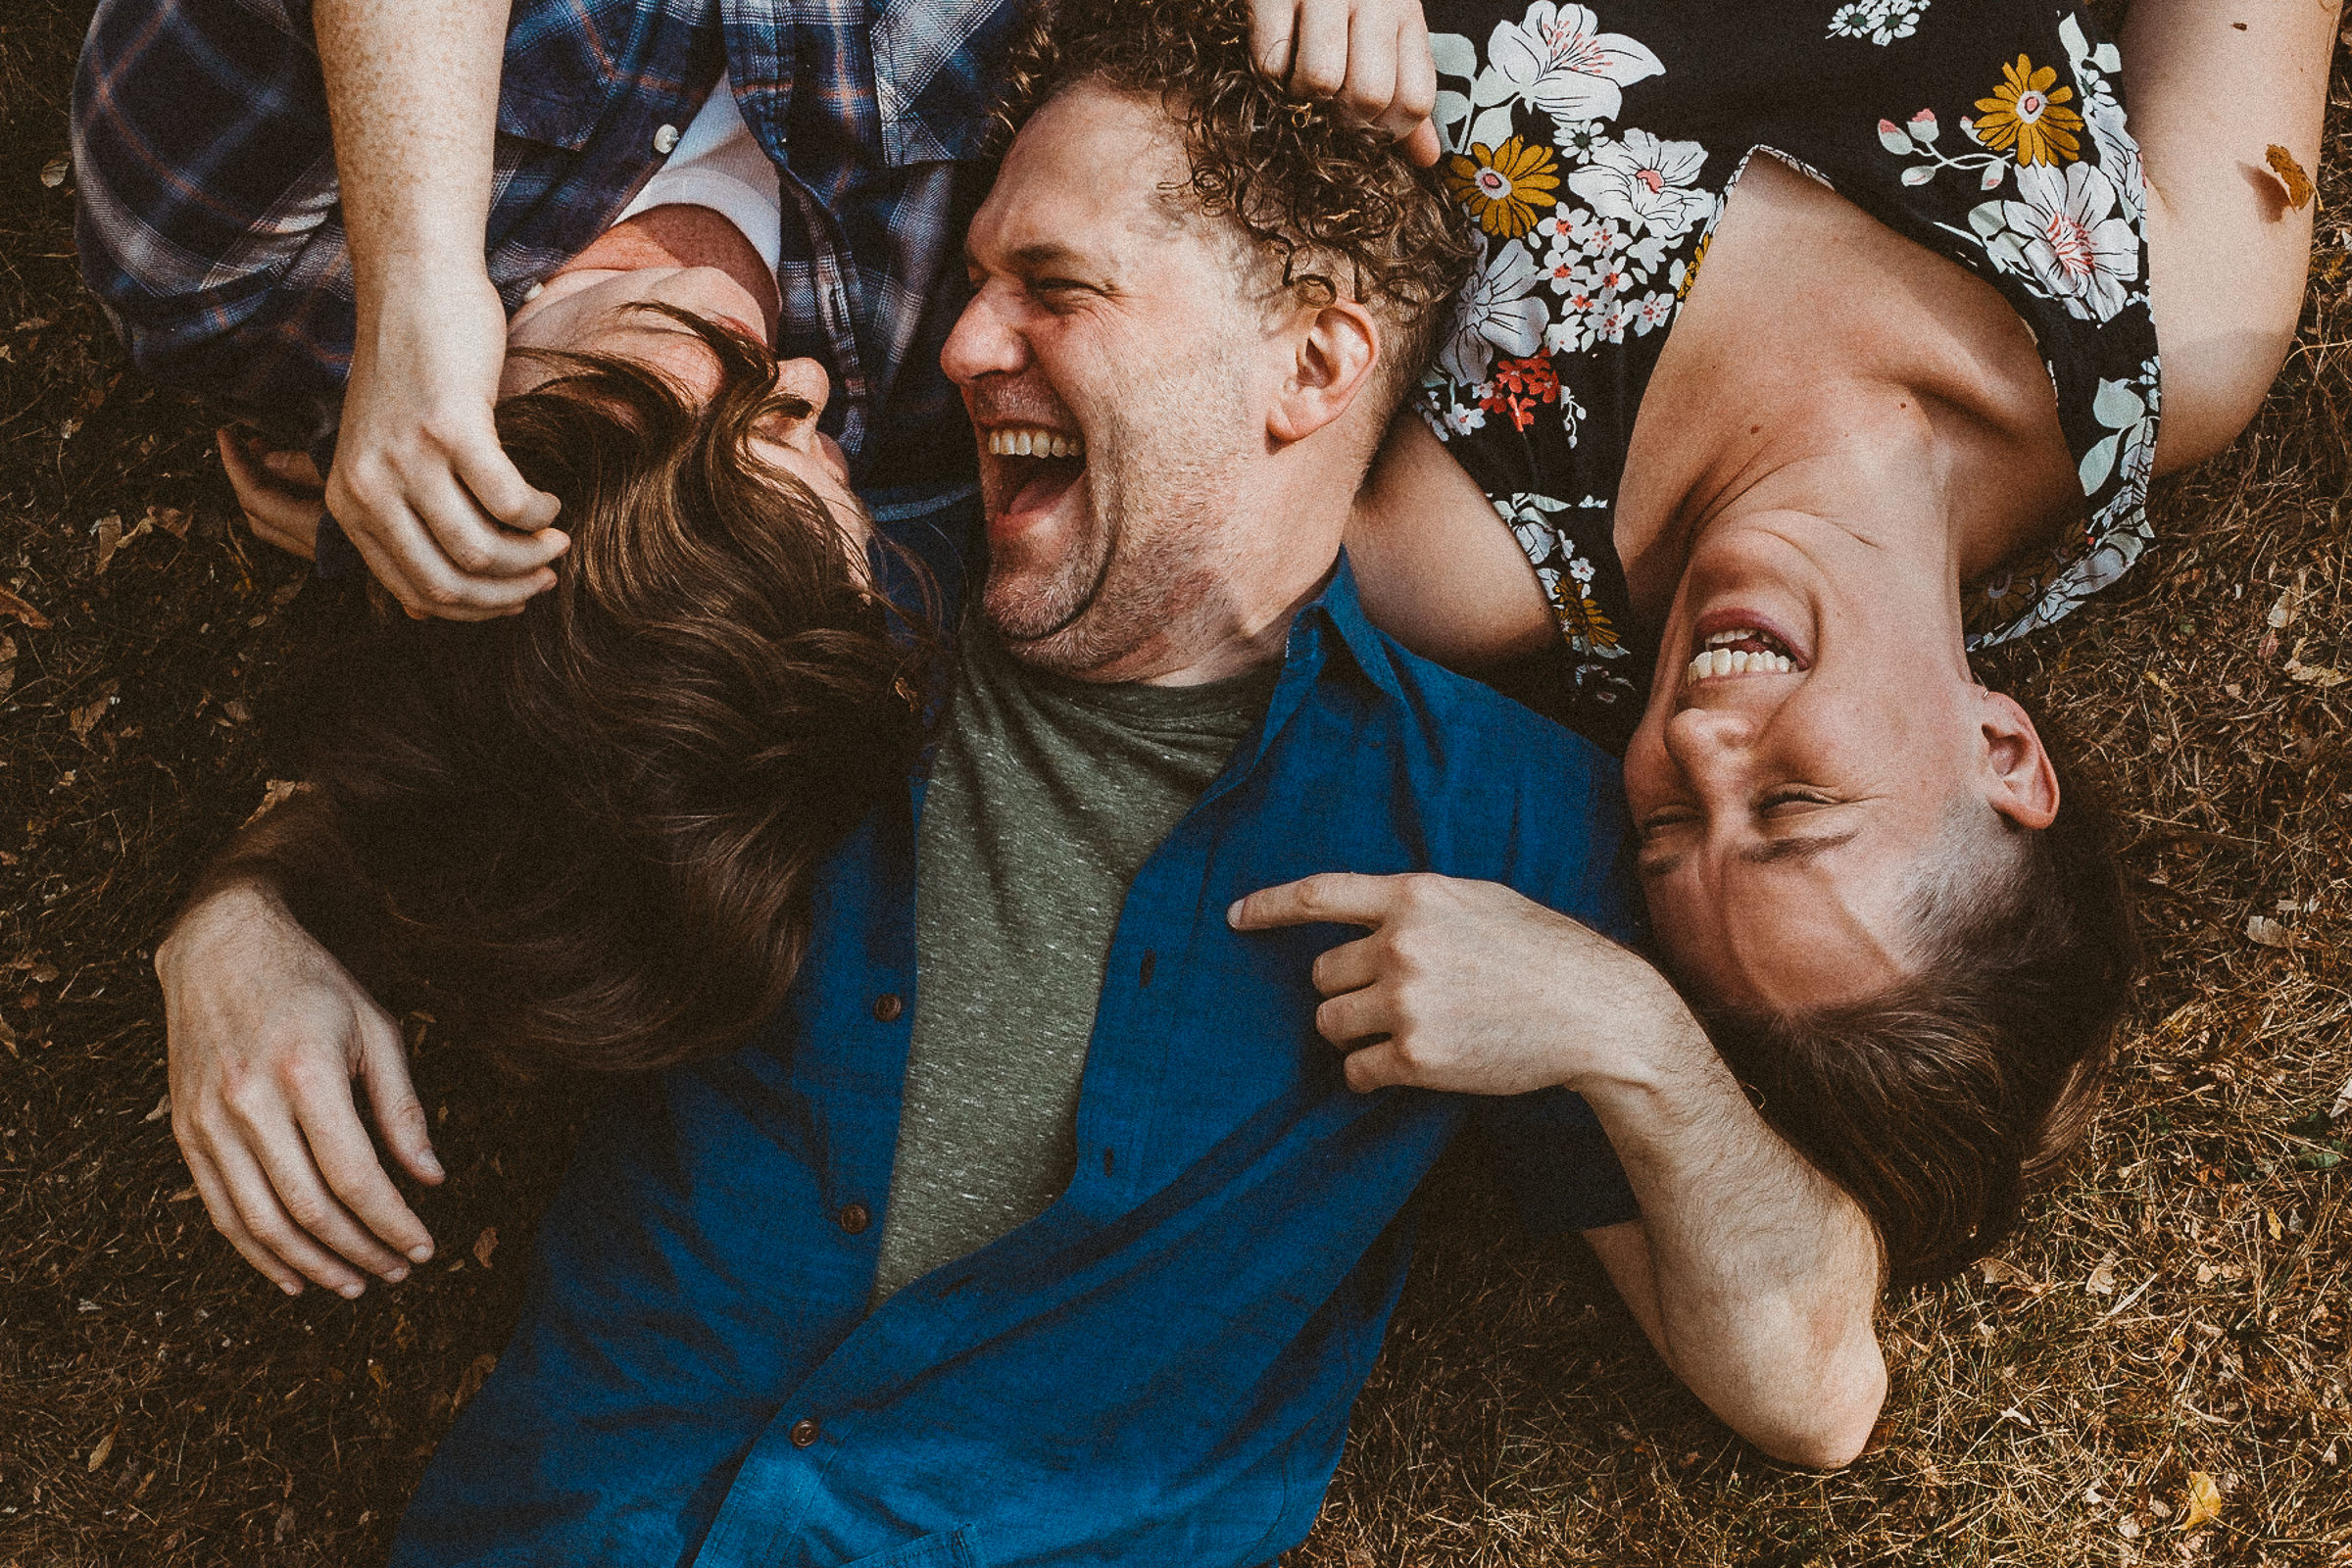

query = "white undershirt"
[[615, 72, 784, 274]]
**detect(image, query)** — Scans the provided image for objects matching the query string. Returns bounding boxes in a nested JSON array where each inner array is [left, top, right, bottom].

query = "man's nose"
[[940, 284, 1029, 388]]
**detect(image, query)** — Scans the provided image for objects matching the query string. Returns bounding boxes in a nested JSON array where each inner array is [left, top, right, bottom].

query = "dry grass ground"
[[1, 4, 2346, 1565]]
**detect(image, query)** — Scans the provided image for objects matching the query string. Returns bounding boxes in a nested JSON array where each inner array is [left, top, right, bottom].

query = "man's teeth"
[[1685, 646, 1796, 681], [986, 426, 1083, 460]]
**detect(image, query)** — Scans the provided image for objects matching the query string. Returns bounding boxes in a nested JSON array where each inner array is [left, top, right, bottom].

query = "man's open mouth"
[[985, 424, 1088, 520], [1684, 624, 1803, 684]]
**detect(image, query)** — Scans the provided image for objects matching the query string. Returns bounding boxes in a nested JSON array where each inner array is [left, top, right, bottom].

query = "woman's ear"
[[1267, 297, 1380, 446], [1979, 690, 2059, 830]]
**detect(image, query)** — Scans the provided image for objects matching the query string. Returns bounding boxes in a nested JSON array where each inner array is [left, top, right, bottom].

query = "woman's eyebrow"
[[1742, 829, 1861, 865], [1637, 827, 1862, 881]]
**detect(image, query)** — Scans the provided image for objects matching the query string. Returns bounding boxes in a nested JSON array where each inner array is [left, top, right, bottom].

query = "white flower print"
[[2002, 161, 2138, 321], [1486, 3, 1665, 124], [1566, 130, 1713, 238], [1633, 291, 1677, 333], [1829, 0, 1929, 46], [1439, 238, 1550, 385], [2057, 16, 2145, 220]]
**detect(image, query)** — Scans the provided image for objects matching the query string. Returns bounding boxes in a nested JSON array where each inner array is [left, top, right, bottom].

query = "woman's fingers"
[[206, 1130, 375, 1297], [183, 1146, 308, 1297], [1339, 4, 1400, 121], [217, 429, 324, 561], [232, 1072, 415, 1286], [1288, 0, 1355, 99]]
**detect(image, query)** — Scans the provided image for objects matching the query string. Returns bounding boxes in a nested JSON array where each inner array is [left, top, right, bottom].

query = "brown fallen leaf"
[[2246, 913, 2292, 949], [2180, 1470, 2223, 1532], [86, 1428, 116, 1473], [146, 504, 191, 540], [473, 1226, 499, 1269], [2085, 1252, 2117, 1295], [241, 779, 303, 828], [93, 511, 157, 575], [2266, 144, 2314, 211], [0, 584, 51, 630], [2286, 657, 2351, 689], [69, 679, 119, 744], [143, 1093, 171, 1124], [453, 1352, 499, 1410], [1979, 1257, 2050, 1298], [39, 154, 69, 189], [2331, 1071, 2352, 1121]]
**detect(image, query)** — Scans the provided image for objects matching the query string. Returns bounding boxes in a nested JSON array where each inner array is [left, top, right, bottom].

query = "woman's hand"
[[325, 270, 568, 618], [160, 880, 443, 1297], [218, 427, 326, 560], [1250, 0, 1443, 166], [1227, 871, 1708, 1096]]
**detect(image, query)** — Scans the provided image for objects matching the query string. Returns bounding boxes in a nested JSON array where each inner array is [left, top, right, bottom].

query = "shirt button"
[[654, 122, 681, 155], [871, 992, 904, 1023], [836, 1202, 870, 1235], [789, 1417, 820, 1448]]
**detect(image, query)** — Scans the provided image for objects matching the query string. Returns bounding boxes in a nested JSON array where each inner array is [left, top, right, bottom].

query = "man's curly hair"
[[994, 0, 1475, 402]]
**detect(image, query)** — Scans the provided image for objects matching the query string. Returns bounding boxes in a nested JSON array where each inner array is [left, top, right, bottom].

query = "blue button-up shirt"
[[73, 0, 1011, 490], [391, 524, 1640, 1568]]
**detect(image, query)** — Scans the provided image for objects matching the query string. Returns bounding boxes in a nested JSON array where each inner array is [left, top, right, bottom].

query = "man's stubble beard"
[[982, 364, 1254, 681]]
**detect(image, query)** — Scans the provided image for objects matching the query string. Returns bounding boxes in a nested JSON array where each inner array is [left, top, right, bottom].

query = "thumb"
[[358, 1015, 443, 1184]]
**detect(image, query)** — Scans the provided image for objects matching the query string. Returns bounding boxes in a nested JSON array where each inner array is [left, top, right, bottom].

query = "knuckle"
[[1295, 64, 1343, 96], [284, 1196, 333, 1233]]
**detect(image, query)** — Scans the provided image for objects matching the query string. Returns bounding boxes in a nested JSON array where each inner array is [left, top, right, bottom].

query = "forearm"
[[1580, 1022, 1886, 1467], [314, 0, 506, 304], [172, 792, 389, 984], [2126, 0, 2342, 467]]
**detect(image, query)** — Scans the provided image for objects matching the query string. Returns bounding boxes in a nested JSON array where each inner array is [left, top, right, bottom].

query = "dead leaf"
[[93, 511, 156, 575], [2286, 659, 2351, 690], [69, 679, 118, 744], [241, 779, 303, 828], [85, 1429, 115, 1473], [2267, 1208, 2283, 1242], [473, 1227, 499, 1269], [0, 633, 16, 701], [145, 504, 190, 540], [29, 964, 56, 984], [2180, 1470, 2223, 1532], [222, 699, 253, 724], [143, 1093, 171, 1124], [39, 154, 69, 189], [0, 584, 51, 630], [2331, 1072, 2352, 1121], [2085, 1253, 2117, 1295], [1979, 1257, 2049, 1297], [2268, 588, 2298, 629], [2266, 145, 2314, 211], [167, 1186, 196, 1202], [453, 1352, 498, 1410], [2246, 913, 2292, 948]]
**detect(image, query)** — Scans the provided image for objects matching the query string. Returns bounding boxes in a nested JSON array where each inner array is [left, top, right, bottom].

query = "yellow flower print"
[[1446, 136, 1561, 239], [1973, 54, 2084, 166], [1553, 587, 1622, 652]]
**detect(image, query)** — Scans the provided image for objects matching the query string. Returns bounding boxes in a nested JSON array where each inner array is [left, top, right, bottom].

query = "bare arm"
[[312, 0, 567, 615], [2127, 0, 2343, 471], [1228, 874, 1886, 1467], [160, 799, 442, 1297]]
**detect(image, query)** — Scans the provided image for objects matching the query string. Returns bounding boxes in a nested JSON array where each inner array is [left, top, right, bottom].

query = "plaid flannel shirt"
[[73, 0, 1020, 491]]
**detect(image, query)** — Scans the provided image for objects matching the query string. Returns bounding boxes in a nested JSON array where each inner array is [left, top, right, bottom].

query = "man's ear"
[[1979, 690, 2059, 830], [1267, 296, 1380, 446]]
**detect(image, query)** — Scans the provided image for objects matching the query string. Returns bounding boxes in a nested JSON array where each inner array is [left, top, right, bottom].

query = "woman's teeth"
[[987, 426, 1083, 460], [1685, 628, 1796, 683]]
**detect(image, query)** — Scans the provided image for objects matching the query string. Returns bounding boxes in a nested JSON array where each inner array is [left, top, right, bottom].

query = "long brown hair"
[[253, 310, 932, 1072]]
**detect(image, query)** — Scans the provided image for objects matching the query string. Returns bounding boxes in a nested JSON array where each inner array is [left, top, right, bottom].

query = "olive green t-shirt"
[[869, 620, 1278, 1303]]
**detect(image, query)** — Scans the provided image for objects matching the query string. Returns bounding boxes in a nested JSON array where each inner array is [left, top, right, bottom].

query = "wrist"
[[160, 877, 294, 982]]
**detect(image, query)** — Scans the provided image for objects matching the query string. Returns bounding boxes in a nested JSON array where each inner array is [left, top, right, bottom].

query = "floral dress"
[[1422, 0, 2160, 751]]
